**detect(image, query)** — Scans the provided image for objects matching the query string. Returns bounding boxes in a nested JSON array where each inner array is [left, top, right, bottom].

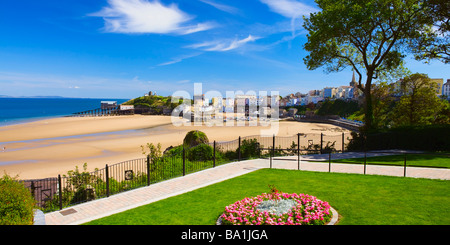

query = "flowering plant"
[[220, 191, 332, 225]]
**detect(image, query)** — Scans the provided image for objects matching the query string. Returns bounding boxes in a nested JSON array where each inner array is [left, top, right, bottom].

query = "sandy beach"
[[0, 115, 351, 179]]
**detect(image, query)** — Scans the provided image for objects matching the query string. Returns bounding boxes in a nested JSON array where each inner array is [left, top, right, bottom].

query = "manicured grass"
[[331, 153, 450, 168], [84, 169, 450, 225]]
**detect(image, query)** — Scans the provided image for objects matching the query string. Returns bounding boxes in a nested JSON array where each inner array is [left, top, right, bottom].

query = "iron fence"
[[268, 150, 449, 178], [21, 132, 350, 212]]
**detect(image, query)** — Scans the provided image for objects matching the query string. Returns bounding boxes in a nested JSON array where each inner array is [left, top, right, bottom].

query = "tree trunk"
[[363, 74, 375, 132]]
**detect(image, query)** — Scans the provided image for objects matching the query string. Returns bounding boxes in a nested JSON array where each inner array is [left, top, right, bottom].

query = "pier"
[[70, 106, 134, 117]]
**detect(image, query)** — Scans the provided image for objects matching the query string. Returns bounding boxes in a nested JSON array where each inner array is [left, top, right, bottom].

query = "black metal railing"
[[268, 150, 450, 177], [17, 131, 372, 212]]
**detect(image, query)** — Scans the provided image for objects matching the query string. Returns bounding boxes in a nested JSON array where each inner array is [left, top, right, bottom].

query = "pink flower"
[[221, 192, 331, 225]]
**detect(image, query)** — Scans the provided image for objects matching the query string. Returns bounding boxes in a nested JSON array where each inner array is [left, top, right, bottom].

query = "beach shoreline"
[[0, 115, 351, 179]]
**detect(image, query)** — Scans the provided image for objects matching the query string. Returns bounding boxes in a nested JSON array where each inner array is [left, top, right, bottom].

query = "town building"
[[443, 79, 450, 98], [430, 78, 444, 96], [323, 87, 337, 98], [193, 94, 204, 106], [393, 77, 445, 97], [101, 101, 117, 109], [120, 105, 134, 111]]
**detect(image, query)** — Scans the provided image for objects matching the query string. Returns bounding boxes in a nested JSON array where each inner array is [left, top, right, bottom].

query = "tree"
[[391, 73, 448, 126], [409, 0, 449, 64], [302, 0, 435, 131], [371, 82, 396, 128]]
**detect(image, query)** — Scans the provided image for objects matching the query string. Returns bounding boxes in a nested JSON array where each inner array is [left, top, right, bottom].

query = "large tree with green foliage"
[[409, 0, 449, 64], [371, 82, 396, 129], [302, 0, 436, 131], [391, 73, 450, 126]]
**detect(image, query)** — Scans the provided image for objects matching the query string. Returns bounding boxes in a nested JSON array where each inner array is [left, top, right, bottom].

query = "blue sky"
[[0, 0, 448, 99]]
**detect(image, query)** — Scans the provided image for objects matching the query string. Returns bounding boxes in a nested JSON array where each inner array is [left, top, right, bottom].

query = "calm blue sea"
[[0, 98, 129, 127]]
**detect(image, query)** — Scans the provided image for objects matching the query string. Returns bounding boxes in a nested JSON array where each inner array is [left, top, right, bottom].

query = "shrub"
[[0, 173, 36, 225], [240, 138, 261, 159], [186, 144, 214, 161], [222, 150, 238, 161], [183, 130, 209, 148], [141, 143, 162, 163], [164, 145, 184, 156], [61, 163, 104, 205]]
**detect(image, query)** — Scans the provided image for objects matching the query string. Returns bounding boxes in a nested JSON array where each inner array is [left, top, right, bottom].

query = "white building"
[[337, 86, 353, 99], [120, 105, 134, 110], [443, 79, 450, 98], [287, 98, 299, 106]]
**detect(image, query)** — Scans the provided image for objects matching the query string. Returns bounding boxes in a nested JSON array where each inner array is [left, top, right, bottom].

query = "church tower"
[[350, 70, 357, 87]]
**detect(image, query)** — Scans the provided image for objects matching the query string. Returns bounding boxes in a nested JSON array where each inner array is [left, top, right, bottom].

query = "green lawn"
[[84, 169, 450, 225], [331, 153, 450, 168]]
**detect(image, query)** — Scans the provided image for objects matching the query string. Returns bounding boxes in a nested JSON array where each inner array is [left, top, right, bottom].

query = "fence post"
[[364, 151, 367, 175], [183, 147, 186, 176], [297, 133, 300, 170], [213, 141, 216, 168], [58, 174, 62, 210], [238, 136, 241, 161], [342, 132, 345, 153], [272, 134, 275, 168], [404, 154, 407, 177], [147, 155, 151, 186], [320, 133, 323, 154], [270, 152, 272, 169], [105, 164, 110, 197], [328, 152, 331, 173]]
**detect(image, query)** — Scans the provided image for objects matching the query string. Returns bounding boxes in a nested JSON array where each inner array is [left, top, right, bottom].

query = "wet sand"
[[0, 115, 350, 179]]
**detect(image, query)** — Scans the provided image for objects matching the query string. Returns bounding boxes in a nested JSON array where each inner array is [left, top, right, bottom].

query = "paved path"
[[43, 152, 450, 225]]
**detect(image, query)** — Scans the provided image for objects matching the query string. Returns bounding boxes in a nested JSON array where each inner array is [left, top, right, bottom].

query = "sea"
[[0, 97, 130, 127]]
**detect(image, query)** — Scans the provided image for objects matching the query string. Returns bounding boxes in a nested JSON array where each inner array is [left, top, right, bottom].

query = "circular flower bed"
[[219, 192, 332, 225]]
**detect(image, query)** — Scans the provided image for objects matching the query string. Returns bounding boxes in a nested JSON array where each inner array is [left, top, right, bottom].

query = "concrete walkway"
[[43, 152, 450, 225]]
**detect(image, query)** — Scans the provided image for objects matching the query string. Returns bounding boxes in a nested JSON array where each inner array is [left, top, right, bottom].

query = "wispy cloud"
[[199, 0, 240, 15], [157, 53, 203, 66], [90, 0, 215, 35], [187, 35, 260, 52], [260, 0, 317, 19], [259, 0, 318, 38]]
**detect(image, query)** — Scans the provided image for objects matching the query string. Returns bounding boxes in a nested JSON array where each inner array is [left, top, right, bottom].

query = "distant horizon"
[[0, 95, 131, 100], [0, 97, 131, 127]]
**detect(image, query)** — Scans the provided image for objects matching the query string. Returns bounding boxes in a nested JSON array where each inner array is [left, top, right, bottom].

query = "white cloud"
[[260, 0, 317, 19], [188, 35, 260, 52], [90, 0, 214, 34], [259, 0, 318, 42], [199, 0, 240, 15]]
